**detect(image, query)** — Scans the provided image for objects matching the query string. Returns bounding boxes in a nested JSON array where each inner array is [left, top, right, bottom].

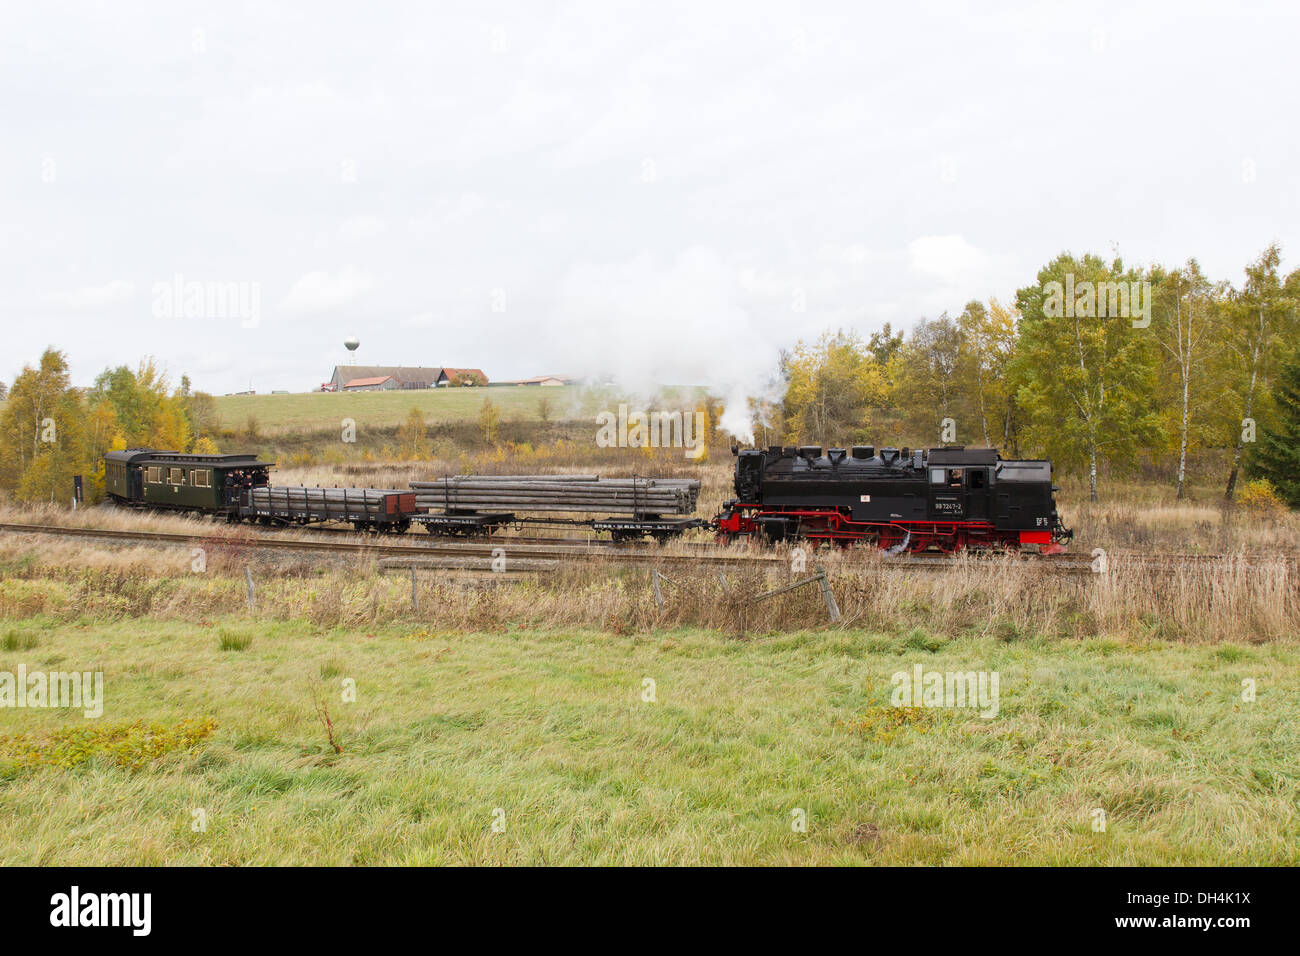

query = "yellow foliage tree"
[[780, 330, 888, 445]]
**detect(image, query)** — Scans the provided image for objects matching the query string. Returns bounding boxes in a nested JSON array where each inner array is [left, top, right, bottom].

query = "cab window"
[[948, 468, 963, 488], [968, 469, 986, 490]]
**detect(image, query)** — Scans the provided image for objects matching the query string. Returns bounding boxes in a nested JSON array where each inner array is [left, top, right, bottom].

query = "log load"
[[410, 475, 701, 516]]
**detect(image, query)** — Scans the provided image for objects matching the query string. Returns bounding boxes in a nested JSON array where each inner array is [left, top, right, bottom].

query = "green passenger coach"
[[104, 449, 274, 513]]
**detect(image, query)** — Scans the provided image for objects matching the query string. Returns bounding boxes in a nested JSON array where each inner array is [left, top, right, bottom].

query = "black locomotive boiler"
[[714, 444, 1072, 553]]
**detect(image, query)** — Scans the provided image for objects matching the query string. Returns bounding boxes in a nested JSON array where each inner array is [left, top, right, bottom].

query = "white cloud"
[[908, 235, 990, 283], [335, 216, 386, 242], [280, 267, 374, 316]]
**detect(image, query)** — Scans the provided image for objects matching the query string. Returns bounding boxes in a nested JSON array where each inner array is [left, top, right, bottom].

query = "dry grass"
[[0, 529, 1294, 645]]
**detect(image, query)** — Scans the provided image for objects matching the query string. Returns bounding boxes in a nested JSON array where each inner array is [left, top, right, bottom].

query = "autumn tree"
[[88, 358, 191, 451], [182, 390, 219, 443], [0, 348, 100, 503], [951, 299, 1022, 451], [1221, 245, 1298, 501], [780, 330, 888, 445], [478, 396, 500, 444], [397, 407, 431, 459], [867, 323, 904, 365], [1149, 260, 1226, 499], [0, 349, 73, 486], [891, 314, 965, 445], [1012, 253, 1162, 501]]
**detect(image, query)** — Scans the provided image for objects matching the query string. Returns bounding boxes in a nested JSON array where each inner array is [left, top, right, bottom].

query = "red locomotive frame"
[[716, 504, 1065, 553]]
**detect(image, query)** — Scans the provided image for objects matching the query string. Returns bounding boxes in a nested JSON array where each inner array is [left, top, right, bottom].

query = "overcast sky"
[[2, 0, 1297, 407]]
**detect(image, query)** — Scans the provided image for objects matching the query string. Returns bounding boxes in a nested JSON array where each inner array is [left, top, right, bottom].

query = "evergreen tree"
[[1248, 351, 1300, 506]]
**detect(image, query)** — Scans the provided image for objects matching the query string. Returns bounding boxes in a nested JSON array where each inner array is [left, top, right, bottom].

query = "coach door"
[[129, 467, 143, 501], [965, 468, 989, 520]]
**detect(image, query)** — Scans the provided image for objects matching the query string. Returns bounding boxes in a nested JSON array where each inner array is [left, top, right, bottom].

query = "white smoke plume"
[[546, 246, 784, 443]]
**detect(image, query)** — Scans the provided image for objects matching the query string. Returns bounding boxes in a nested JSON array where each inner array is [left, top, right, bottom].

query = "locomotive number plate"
[[859, 495, 871, 502]]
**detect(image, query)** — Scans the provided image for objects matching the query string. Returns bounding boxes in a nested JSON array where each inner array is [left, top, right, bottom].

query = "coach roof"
[[105, 449, 275, 468]]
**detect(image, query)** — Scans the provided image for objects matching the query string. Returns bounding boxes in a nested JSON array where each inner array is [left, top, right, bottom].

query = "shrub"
[[1237, 478, 1287, 516], [0, 717, 218, 772]]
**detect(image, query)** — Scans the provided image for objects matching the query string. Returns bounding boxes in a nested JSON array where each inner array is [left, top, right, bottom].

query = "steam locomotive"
[[715, 445, 1072, 552]]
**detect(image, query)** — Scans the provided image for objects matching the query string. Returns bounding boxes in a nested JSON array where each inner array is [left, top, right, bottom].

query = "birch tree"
[[1222, 245, 1294, 501], [1150, 260, 1224, 499], [1012, 253, 1161, 502]]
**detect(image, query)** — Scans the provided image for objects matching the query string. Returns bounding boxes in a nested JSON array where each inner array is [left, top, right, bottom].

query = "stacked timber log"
[[248, 486, 413, 516], [410, 475, 701, 516]]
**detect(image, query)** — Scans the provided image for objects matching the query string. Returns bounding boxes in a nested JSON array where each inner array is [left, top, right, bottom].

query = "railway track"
[[0, 521, 773, 568], [0, 519, 1110, 574], [11, 520, 1286, 575]]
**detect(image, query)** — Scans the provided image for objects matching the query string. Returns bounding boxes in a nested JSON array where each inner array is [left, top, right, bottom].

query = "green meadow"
[[1, 617, 1295, 865]]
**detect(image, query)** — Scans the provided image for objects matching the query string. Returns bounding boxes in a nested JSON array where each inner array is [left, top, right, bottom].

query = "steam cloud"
[[547, 247, 783, 443]]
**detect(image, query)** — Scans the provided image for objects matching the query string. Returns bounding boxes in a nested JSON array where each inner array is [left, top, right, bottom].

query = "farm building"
[[327, 366, 488, 390], [497, 375, 576, 387], [341, 375, 398, 391], [437, 367, 488, 387]]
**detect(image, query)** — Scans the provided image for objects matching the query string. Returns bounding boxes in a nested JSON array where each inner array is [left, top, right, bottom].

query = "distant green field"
[[214, 386, 584, 434], [213, 385, 709, 436]]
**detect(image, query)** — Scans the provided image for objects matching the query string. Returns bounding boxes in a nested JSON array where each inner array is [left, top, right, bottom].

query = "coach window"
[[167, 467, 185, 484], [145, 466, 162, 484], [193, 469, 211, 488]]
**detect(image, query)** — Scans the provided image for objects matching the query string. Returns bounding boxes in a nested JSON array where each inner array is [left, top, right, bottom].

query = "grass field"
[[212, 385, 709, 436], [1, 614, 1295, 866], [214, 386, 582, 434]]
